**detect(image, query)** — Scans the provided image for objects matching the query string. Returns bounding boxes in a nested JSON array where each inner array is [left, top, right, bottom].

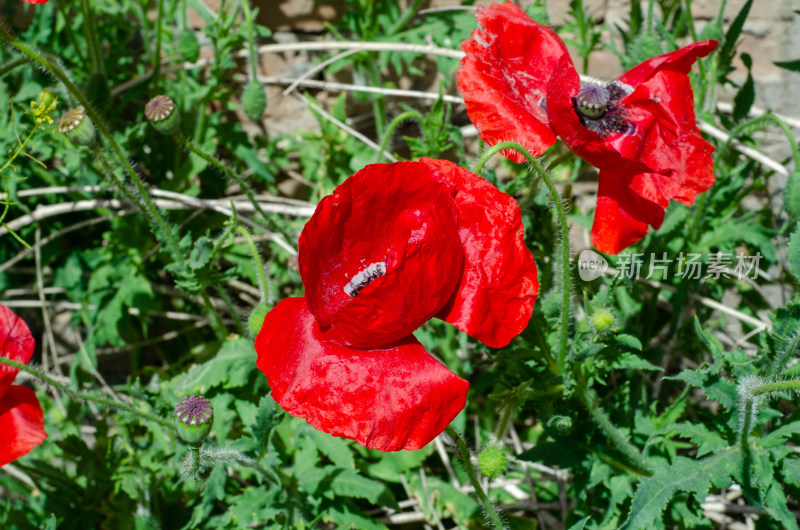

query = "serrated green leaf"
[[251, 394, 280, 451], [310, 429, 355, 470], [781, 456, 800, 484], [168, 337, 257, 395], [718, 0, 753, 71], [568, 516, 591, 530], [616, 334, 642, 350], [188, 235, 214, 270], [759, 420, 800, 448], [323, 504, 387, 530], [611, 352, 663, 372], [667, 423, 727, 457], [669, 369, 737, 410], [621, 448, 739, 529], [694, 317, 723, 360], [330, 469, 397, 508]]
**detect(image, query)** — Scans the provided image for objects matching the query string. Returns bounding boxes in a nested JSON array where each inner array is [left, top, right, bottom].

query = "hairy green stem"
[[216, 285, 245, 336], [0, 25, 184, 263], [373, 110, 423, 163], [0, 57, 25, 79], [239, 0, 259, 81], [723, 114, 800, 171], [173, 131, 272, 224], [472, 141, 572, 376], [236, 226, 270, 302], [445, 427, 506, 529], [152, 0, 164, 83], [751, 378, 800, 397], [494, 400, 517, 441], [93, 148, 148, 211], [200, 290, 228, 337], [0, 357, 174, 430], [768, 333, 800, 378], [79, 0, 103, 75], [576, 378, 651, 475]]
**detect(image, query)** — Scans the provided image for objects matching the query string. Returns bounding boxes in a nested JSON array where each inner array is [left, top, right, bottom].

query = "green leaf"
[[329, 469, 397, 507], [187, 234, 214, 270], [759, 420, 800, 448], [783, 173, 800, 222], [310, 429, 355, 470], [718, 0, 754, 72], [45, 514, 57, 530], [666, 422, 728, 457], [733, 53, 755, 121], [568, 516, 591, 530], [616, 334, 643, 350], [774, 58, 800, 72], [611, 352, 663, 372], [781, 456, 800, 484], [168, 337, 257, 395], [621, 448, 739, 528], [789, 222, 800, 281], [251, 393, 280, 451], [323, 504, 387, 530], [762, 480, 800, 530]]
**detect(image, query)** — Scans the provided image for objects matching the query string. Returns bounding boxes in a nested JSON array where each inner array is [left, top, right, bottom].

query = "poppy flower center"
[[343, 262, 386, 298], [572, 80, 635, 137]]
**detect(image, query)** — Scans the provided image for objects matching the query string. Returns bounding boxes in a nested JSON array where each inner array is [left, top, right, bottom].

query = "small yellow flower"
[[29, 90, 58, 125]]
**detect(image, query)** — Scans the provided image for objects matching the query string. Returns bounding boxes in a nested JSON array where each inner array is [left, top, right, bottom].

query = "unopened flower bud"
[[175, 395, 213, 445], [241, 81, 266, 122], [59, 107, 96, 146], [547, 414, 573, 435], [591, 308, 615, 332], [39, 89, 57, 109], [145, 95, 181, 135], [477, 444, 508, 480]]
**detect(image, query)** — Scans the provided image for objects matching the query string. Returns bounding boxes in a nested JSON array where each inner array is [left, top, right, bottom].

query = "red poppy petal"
[[0, 305, 35, 399], [255, 297, 469, 452], [22, 0, 50, 3], [618, 40, 718, 88], [299, 162, 464, 349], [458, 2, 567, 163], [419, 159, 539, 348], [0, 385, 47, 467], [591, 170, 666, 255]]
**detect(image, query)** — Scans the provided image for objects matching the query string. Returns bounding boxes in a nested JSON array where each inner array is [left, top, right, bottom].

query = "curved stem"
[[173, 131, 271, 224], [0, 357, 174, 430], [575, 377, 651, 475], [472, 141, 572, 376], [445, 427, 506, 529], [373, 110, 423, 163], [239, 0, 259, 81], [236, 226, 270, 303], [0, 57, 26, 79], [0, 25, 184, 264], [723, 114, 800, 171], [79, 0, 103, 75]]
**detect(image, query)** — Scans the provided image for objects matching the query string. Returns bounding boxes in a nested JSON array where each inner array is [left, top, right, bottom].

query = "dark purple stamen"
[[572, 80, 634, 137]]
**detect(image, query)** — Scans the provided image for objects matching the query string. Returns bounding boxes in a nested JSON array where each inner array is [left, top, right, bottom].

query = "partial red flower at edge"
[[255, 297, 469, 452], [458, 2, 567, 163], [458, 2, 717, 254], [22, 0, 50, 4], [0, 305, 47, 467], [299, 159, 538, 349]]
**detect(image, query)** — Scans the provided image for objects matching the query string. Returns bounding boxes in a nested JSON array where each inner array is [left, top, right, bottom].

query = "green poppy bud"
[[784, 172, 800, 222], [547, 414, 573, 435], [59, 107, 96, 147], [248, 303, 271, 337], [175, 395, 213, 445], [241, 81, 267, 122], [591, 308, 615, 332], [177, 28, 201, 62], [145, 95, 181, 135], [477, 444, 508, 480]]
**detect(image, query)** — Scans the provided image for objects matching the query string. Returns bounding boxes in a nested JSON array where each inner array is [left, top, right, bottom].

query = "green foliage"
[[0, 0, 797, 528]]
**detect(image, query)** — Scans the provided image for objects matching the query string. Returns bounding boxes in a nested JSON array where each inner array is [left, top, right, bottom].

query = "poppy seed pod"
[[145, 95, 181, 135], [59, 107, 96, 147], [174, 395, 213, 445]]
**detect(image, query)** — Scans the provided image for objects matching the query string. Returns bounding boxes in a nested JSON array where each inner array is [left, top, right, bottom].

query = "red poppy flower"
[[0, 305, 47, 467], [22, 0, 50, 4], [256, 159, 538, 451], [458, 2, 717, 254]]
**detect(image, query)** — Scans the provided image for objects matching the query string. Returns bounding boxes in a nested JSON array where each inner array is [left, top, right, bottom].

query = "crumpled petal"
[[618, 40, 719, 88], [299, 162, 464, 349], [255, 297, 469, 452], [420, 158, 538, 348], [0, 385, 47, 467], [0, 304, 35, 399], [458, 2, 567, 163], [591, 169, 668, 254]]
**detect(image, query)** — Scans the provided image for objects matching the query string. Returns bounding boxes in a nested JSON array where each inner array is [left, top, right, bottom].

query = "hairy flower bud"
[[59, 107, 96, 146], [591, 308, 615, 332], [241, 82, 267, 122], [145, 95, 181, 135], [175, 395, 213, 445], [477, 444, 508, 479]]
